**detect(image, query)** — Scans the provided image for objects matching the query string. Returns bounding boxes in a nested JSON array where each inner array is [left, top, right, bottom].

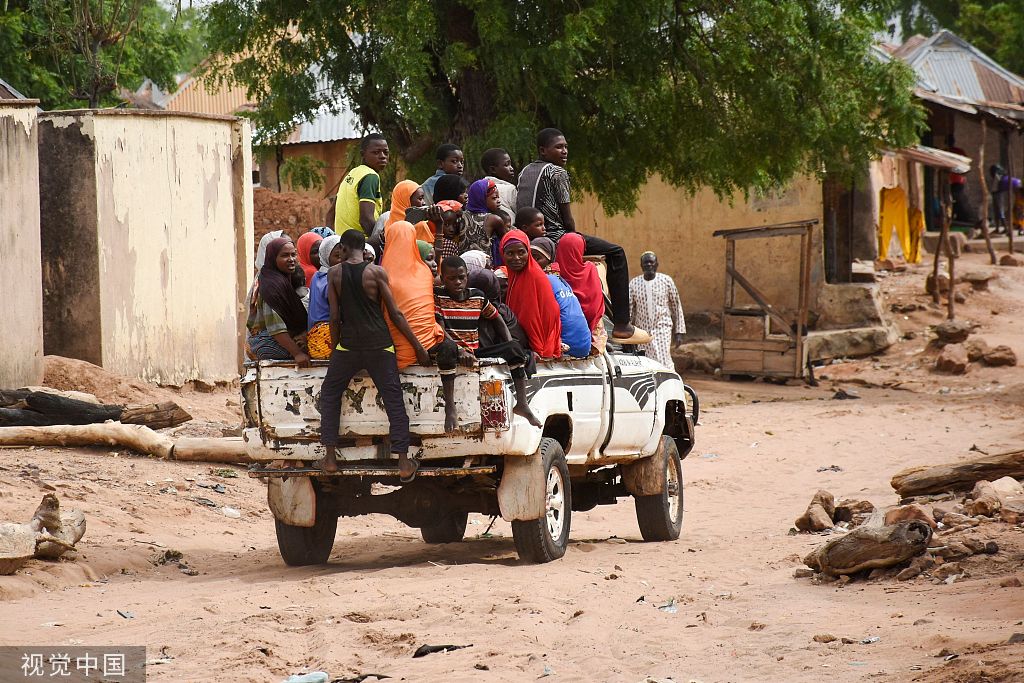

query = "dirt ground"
[[1, 250, 1023, 682]]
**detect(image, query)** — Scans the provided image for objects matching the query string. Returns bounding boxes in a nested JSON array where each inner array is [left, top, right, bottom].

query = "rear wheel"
[[511, 438, 572, 563], [634, 437, 684, 541], [420, 511, 469, 543], [274, 487, 338, 566]]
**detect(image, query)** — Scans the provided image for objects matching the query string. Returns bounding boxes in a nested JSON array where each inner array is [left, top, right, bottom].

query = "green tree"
[[280, 154, 327, 192], [0, 0, 206, 109], [206, 0, 923, 213]]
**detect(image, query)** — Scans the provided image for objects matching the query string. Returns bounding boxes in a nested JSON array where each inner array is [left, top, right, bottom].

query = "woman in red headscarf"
[[296, 231, 322, 287], [500, 229, 562, 359], [555, 232, 605, 330]]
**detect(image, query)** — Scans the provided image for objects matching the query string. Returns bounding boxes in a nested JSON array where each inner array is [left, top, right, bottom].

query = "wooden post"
[[978, 119, 997, 264], [940, 172, 956, 320], [1009, 134, 1017, 255], [724, 238, 736, 310]]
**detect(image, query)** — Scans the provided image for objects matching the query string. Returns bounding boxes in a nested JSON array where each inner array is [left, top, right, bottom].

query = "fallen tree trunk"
[[120, 401, 192, 430], [172, 437, 251, 464], [891, 449, 1024, 497], [0, 423, 174, 459], [0, 391, 191, 430], [803, 521, 932, 576]]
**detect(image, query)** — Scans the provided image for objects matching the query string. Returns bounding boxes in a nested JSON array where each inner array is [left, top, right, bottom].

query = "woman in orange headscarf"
[[381, 220, 448, 369], [386, 180, 434, 243], [501, 229, 562, 359], [296, 231, 322, 287]]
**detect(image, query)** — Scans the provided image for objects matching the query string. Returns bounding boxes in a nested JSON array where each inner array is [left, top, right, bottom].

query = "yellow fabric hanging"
[[878, 187, 911, 260], [907, 207, 925, 264]]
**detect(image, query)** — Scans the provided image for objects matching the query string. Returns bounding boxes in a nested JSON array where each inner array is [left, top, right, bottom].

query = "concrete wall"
[[576, 175, 824, 328], [0, 101, 44, 388], [38, 110, 253, 385]]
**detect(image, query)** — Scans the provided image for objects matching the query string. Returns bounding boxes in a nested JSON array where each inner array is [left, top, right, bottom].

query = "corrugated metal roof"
[[283, 66, 364, 144], [0, 77, 28, 100], [899, 30, 1024, 107]]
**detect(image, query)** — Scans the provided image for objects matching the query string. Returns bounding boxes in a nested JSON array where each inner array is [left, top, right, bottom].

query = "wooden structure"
[[713, 220, 818, 380]]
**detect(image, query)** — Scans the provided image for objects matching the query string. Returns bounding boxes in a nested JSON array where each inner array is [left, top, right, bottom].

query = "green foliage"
[[0, 0, 207, 109], [280, 154, 327, 192], [205, 0, 924, 214]]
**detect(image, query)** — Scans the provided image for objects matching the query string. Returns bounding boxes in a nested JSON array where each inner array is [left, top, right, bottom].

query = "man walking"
[[629, 251, 685, 369], [517, 127, 647, 344], [319, 230, 430, 480]]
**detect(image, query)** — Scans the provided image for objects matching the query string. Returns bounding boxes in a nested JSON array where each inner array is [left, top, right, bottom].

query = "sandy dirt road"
[[1, 253, 1023, 682]]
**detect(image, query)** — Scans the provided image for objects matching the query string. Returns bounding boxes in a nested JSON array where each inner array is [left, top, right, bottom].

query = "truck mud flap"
[[620, 435, 670, 497], [497, 451, 546, 521], [268, 477, 316, 527]]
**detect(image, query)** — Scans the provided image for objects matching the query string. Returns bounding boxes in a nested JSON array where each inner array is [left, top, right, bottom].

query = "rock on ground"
[[966, 480, 1002, 517], [884, 503, 938, 529], [935, 343, 969, 374], [981, 345, 1017, 367], [933, 320, 972, 345], [795, 490, 835, 532], [965, 337, 991, 362], [999, 253, 1024, 267]]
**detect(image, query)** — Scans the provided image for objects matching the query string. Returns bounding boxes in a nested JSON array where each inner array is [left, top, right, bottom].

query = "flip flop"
[[399, 458, 421, 484], [613, 326, 652, 345]]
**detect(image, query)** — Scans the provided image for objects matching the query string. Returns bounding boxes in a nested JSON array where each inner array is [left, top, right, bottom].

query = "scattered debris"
[[412, 644, 473, 658], [813, 634, 837, 643], [831, 389, 860, 400], [816, 465, 843, 473], [282, 673, 329, 683], [0, 494, 87, 575], [221, 506, 241, 519], [117, 610, 135, 619], [656, 599, 677, 614]]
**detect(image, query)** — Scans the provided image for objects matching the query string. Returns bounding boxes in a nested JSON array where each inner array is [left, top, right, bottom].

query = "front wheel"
[[511, 438, 572, 563], [420, 511, 469, 544], [634, 436, 684, 541], [274, 488, 338, 566]]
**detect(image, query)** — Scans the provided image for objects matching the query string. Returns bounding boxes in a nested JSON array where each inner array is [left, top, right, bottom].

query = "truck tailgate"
[[253, 362, 483, 440]]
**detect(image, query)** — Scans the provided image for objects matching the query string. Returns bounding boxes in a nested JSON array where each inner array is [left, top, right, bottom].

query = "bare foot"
[[398, 453, 419, 482], [611, 323, 636, 339], [444, 409, 458, 434], [514, 404, 542, 428], [320, 448, 339, 473]]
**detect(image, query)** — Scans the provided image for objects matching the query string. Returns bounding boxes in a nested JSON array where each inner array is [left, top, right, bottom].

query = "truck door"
[[601, 353, 658, 457]]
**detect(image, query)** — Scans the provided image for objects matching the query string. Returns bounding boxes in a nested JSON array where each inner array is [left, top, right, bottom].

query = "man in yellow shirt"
[[335, 134, 389, 235]]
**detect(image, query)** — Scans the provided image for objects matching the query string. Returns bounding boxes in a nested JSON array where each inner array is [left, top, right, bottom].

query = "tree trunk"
[[890, 449, 1024, 497], [937, 170, 955, 319], [978, 120, 997, 264], [120, 402, 192, 430], [803, 521, 932, 576], [0, 391, 190, 430], [172, 437, 251, 464], [0, 423, 174, 459], [443, 4, 497, 149]]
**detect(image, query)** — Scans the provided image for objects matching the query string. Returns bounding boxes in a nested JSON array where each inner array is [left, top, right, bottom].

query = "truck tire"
[[511, 438, 572, 563], [274, 489, 338, 566], [420, 511, 469, 544], [634, 436, 684, 542]]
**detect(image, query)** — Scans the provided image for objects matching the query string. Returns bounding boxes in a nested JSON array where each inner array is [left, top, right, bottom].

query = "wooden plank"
[[712, 220, 819, 239], [723, 339, 792, 353], [725, 265, 795, 340], [722, 349, 763, 374], [723, 314, 766, 341], [763, 350, 800, 374], [724, 239, 736, 309]]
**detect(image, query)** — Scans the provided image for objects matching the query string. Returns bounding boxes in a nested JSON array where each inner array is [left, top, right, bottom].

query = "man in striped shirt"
[[435, 256, 541, 427]]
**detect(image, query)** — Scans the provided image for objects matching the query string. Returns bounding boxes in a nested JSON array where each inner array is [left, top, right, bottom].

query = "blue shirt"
[[308, 271, 330, 327], [420, 169, 445, 204], [547, 274, 591, 357]]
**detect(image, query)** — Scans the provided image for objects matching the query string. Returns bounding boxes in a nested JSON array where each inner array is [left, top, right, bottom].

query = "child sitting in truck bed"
[[435, 256, 542, 428]]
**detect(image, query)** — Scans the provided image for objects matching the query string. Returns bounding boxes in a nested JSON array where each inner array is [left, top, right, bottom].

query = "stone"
[[896, 555, 935, 581], [960, 537, 988, 554], [933, 542, 972, 559], [931, 501, 964, 522], [967, 481, 1002, 517], [999, 576, 1022, 588], [999, 253, 1024, 267], [834, 499, 875, 523], [793, 568, 815, 578], [923, 231, 966, 257], [933, 562, 962, 581], [805, 325, 899, 363], [999, 504, 1024, 524], [933, 320, 972, 345], [991, 476, 1024, 501], [673, 339, 721, 374], [981, 345, 1018, 367], [961, 270, 999, 291], [885, 504, 938, 529], [953, 289, 967, 304], [816, 284, 886, 329], [935, 343, 969, 374], [813, 634, 837, 643], [965, 338, 991, 363], [941, 512, 977, 527], [795, 490, 835, 532], [926, 272, 951, 294]]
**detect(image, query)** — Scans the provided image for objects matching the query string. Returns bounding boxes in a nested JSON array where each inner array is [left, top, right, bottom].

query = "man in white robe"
[[628, 251, 685, 369]]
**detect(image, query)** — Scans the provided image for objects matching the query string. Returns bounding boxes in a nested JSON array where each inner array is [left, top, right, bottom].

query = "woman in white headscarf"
[[460, 249, 489, 275], [306, 234, 342, 360]]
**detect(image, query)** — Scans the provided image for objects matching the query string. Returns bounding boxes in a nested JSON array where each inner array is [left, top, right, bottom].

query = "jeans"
[[475, 340, 528, 380], [582, 233, 629, 326], [319, 347, 410, 453], [429, 338, 460, 375]]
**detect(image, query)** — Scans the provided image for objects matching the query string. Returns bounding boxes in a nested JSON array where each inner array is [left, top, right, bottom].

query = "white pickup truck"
[[241, 351, 697, 564]]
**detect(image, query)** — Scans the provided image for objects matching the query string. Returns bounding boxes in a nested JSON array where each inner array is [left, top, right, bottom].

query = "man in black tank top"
[[319, 230, 430, 480]]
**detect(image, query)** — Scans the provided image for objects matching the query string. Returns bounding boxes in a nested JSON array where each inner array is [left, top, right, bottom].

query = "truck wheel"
[[420, 511, 469, 544], [634, 436, 684, 542], [274, 489, 338, 566], [511, 438, 572, 563]]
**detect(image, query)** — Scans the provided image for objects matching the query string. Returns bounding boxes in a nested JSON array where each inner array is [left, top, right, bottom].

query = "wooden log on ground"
[[0, 407, 58, 426], [890, 449, 1024, 497], [120, 401, 192, 430], [25, 392, 123, 423], [0, 423, 174, 459], [803, 521, 932, 576], [172, 437, 251, 464]]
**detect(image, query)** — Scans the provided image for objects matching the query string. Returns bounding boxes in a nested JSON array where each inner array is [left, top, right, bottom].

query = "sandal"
[[613, 326, 652, 345]]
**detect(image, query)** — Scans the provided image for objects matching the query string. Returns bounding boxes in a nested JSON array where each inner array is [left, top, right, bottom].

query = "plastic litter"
[[860, 636, 880, 644], [221, 506, 241, 519], [282, 673, 329, 683]]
